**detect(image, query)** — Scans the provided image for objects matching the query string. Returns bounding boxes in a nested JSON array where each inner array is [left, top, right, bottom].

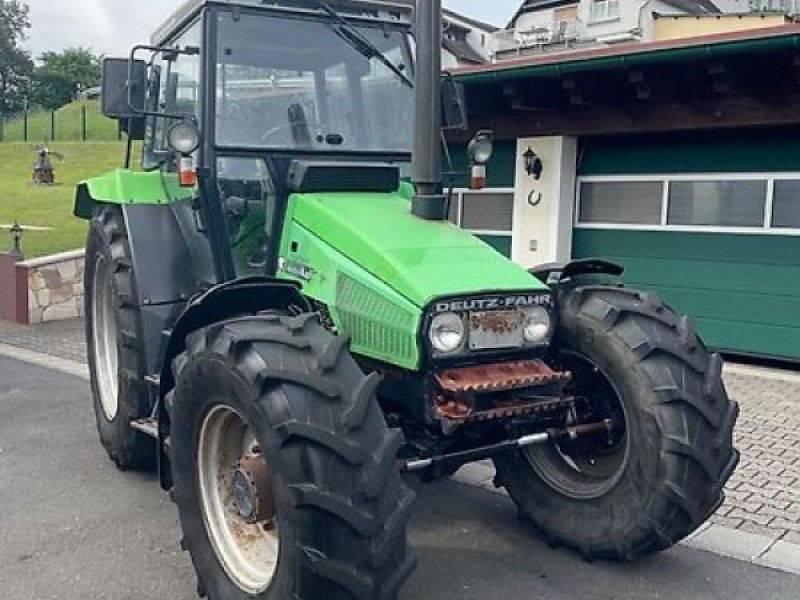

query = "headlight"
[[429, 312, 465, 353], [522, 305, 551, 344], [167, 120, 201, 155]]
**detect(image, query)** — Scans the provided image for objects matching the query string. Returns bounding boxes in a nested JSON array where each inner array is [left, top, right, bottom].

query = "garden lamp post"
[[9, 221, 24, 260]]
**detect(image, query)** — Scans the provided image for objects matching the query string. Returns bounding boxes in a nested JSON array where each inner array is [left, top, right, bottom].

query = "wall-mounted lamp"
[[523, 147, 543, 180], [522, 147, 544, 207]]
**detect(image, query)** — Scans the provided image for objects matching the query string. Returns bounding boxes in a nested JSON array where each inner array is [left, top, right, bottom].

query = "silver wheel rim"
[[197, 405, 279, 594], [92, 254, 119, 421]]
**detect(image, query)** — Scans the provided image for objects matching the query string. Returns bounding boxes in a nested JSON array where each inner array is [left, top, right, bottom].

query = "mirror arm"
[[126, 44, 200, 121]]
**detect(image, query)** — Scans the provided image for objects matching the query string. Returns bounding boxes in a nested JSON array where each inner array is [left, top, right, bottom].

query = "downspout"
[[411, 0, 447, 221]]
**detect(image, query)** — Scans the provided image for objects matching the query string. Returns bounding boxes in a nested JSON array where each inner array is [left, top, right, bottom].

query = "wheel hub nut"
[[232, 455, 275, 525]]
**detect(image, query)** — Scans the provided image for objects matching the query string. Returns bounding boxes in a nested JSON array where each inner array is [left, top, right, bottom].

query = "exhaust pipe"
[[411, 0, 446, 221]]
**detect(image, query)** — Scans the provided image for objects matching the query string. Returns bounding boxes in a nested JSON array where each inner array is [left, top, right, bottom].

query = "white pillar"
[[511, 136, 578, 269]]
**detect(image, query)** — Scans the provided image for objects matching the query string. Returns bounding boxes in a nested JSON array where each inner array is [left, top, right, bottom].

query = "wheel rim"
[[197, 404, 279, 594], [524, 351, 629, 500], [92, 254, 119, 421]]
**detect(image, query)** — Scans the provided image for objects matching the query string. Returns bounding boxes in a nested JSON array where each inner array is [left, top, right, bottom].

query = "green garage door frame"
[[573, 130, 800, 362]]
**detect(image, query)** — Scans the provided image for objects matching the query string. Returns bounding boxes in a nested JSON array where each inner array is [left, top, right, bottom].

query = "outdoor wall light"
[[523, 147, 543, 180], [523, 147, 544, 207]]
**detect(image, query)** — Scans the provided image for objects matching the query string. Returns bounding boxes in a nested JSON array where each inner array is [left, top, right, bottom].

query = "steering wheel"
[[259, 122, 331, 145]]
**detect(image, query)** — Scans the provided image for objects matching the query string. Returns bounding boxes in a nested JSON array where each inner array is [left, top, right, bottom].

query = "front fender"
[[156, 277, 311, 490], [157, 277, 312, 399], [529, 258, 624, 286]]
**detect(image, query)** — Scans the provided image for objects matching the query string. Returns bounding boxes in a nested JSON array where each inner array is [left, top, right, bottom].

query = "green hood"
[[288, 190, 546, 308]]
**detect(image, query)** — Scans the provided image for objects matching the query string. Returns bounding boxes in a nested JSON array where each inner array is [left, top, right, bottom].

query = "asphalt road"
[[1, 356, 799, 600]]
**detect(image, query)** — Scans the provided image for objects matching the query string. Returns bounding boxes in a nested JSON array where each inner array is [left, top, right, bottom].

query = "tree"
[[37, 47, 101, 94], [0, 0, 33, 113], [30, 70, 73, 110]]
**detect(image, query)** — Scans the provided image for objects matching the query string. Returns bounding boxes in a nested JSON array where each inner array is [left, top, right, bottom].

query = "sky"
[[21, 0, 520, 58]]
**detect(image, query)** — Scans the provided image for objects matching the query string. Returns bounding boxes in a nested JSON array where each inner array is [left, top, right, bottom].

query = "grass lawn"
[[0, 141, 132, 258], [0, 100, 120, 143]]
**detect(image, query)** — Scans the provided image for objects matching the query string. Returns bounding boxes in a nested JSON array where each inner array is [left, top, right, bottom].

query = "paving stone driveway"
[[1, 318, 798, 547], [718, 369, 800, 545]]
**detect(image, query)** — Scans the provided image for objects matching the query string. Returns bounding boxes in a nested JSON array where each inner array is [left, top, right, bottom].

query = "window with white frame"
[[668, 180, 767, 228], [772, 180, 800, 229], [576, 175, 800, 233], [590, 0, 620, 23], [579, 181, 662, 225], [449, 188, 514, 237]]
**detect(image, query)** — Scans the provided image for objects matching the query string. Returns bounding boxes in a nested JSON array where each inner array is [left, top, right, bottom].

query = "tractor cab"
[[102, 0, 437, 277]]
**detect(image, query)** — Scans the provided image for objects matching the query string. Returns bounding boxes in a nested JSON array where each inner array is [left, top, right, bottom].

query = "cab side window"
[[144, 21, 202, 169]]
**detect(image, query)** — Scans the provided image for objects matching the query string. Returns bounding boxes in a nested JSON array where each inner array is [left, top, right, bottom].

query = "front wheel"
[[168, 314, 416, 599], [494, 285, 739, 560]]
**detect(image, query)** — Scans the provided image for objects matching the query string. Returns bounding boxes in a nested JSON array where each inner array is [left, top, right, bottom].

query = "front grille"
[[335, 273, 418, 367]]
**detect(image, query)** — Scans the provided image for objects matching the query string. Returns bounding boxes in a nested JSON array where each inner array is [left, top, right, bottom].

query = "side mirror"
[[441, 76, 468, 131], [101, 58, 147, 140]]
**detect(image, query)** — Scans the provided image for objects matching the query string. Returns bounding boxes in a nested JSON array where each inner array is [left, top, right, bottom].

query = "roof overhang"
[[449, 24, 800, 140]]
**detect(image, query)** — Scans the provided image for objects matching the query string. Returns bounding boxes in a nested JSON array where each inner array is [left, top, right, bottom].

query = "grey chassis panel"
[[121, 200, 216, 375], [122, 200, 216, 307]]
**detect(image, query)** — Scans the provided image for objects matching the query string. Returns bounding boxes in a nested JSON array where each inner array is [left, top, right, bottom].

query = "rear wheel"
[[169, 314, 416, 599], [494, 285, 739, 560], [85, 204, 154, 469]]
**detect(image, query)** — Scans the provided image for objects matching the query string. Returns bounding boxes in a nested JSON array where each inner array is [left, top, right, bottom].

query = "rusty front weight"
[[435, 359, 571, 394]]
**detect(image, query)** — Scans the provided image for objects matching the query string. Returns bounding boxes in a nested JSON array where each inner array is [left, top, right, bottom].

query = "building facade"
[[452, 24, 800, 362], [490, 0, 794, 59]]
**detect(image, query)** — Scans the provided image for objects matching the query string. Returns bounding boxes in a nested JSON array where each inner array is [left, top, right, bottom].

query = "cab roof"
[[152, 0, 413, 45]]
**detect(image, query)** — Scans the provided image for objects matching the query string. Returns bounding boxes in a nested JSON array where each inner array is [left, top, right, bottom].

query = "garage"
[[453, 25, 800, 361], [574, 130, 800, 360]]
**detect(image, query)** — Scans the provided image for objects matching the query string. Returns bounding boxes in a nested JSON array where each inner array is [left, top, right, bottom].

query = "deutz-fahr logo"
[[434, 294, 552, 314], [278, 258, 314, 282]]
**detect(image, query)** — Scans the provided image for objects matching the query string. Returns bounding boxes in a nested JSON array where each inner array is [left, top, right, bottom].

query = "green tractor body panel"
[[278, 190, 548, 369], [74, 169, 195, 219]]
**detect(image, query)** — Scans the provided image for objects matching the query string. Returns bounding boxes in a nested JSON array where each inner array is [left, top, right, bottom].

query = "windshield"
[[216, 11, 414, 153]]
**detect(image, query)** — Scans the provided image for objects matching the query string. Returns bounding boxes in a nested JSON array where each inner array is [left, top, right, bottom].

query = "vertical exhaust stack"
[[411, 0, 447, 221]]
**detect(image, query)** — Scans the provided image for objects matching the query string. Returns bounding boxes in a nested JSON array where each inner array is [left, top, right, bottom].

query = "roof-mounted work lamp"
[[467, 130, 494, 190]]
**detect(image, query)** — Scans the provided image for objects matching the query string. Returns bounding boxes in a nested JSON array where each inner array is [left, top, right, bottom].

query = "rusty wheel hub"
[[233, 455, 276, 525], [197, 405, 279, 594]]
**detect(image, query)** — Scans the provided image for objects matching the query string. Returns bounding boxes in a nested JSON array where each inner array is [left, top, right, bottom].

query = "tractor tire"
[[168, 313, 416, 600], [494, 285, 739, 561], [85, 204, 155, 470]]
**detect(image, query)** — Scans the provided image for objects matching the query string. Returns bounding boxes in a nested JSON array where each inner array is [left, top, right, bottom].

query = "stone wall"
[[20, 250, 85, 324]]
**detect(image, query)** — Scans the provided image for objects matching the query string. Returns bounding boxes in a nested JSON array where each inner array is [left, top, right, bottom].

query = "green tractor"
[[76, 0, 738, 598]]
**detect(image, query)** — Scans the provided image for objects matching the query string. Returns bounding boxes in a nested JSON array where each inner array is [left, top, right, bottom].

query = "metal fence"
[[0, 105, 121, 143]]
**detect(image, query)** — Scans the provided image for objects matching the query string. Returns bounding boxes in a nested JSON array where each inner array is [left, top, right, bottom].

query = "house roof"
[[443, 37, 486, 64], [662, 0, 722, 14], [385, 0, 499, 32], [507, 0, 723, 28], [454, 22, 800, 81]]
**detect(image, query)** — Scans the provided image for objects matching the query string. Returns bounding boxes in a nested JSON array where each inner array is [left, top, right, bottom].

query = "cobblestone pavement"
[[714, 370, 800, 546], [0, 318, 85, 363], [1, 318, 798, 548]]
